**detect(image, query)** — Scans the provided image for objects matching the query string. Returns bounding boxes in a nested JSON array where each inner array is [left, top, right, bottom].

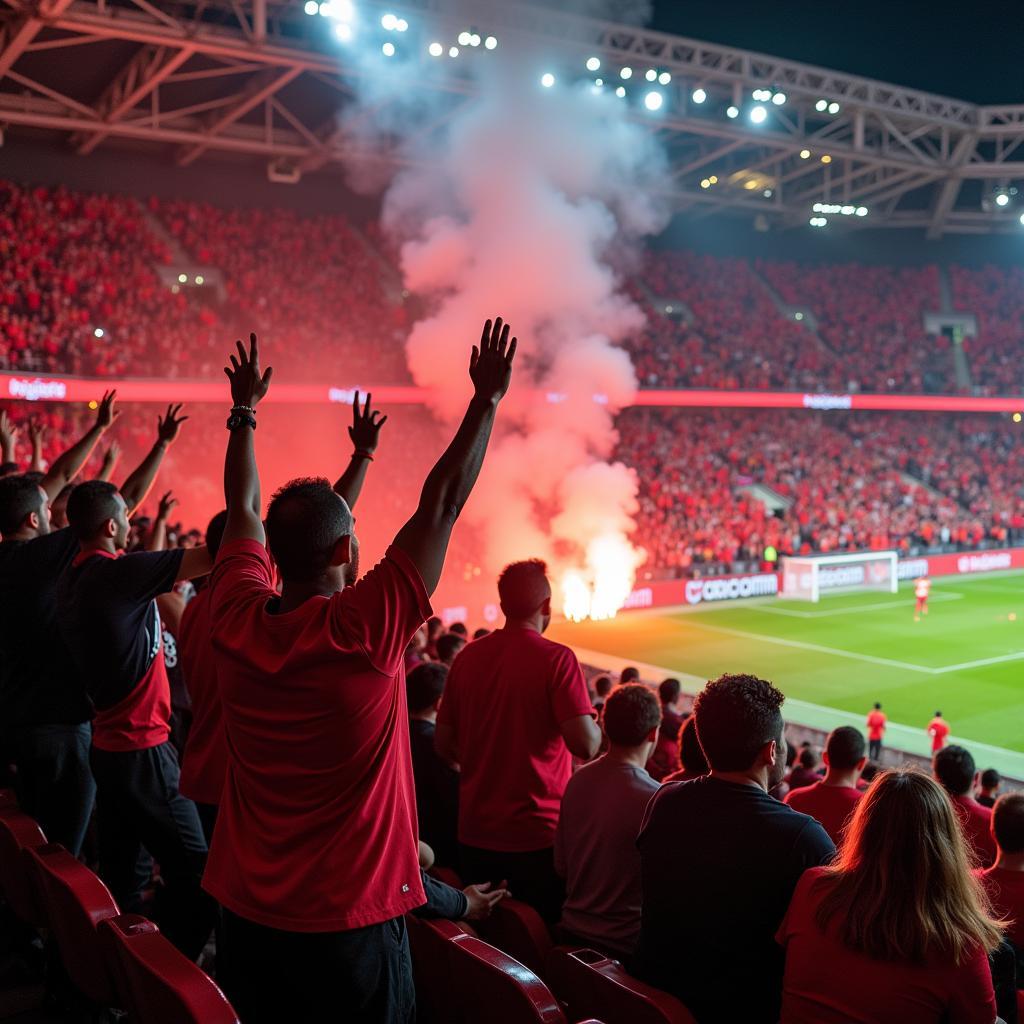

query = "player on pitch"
[[914, 574, 931, 622]]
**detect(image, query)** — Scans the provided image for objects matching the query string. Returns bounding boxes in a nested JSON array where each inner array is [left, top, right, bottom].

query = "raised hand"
[[348, 391, 387, 455], [470, 317, 516, 405], [157, 403, 188, 445], [157, 490, 179, 520], [0, 410, 20, 457], [95, 389, 120, 430], [28, 419, 46, 449], [225, 332, 273, 409]]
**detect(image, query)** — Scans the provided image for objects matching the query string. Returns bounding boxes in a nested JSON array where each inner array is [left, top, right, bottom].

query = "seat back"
[[448, 933, 566, 1024], [475, 897, 553, 977], [99, 914, 239, 1023], [407, 915, 476, 1024], [545, 946, 697, 1024], [24, 843, 120, 1005], [0, 808, 46, 923]]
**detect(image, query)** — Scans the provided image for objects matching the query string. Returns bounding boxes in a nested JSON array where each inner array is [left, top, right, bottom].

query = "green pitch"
[[548, 571, 1024, 777]]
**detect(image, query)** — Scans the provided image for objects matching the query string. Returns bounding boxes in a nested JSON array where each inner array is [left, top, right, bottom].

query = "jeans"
[[459, 843, 565, 924], [219, 910, 414, 1024], [12, 722, 95, 856], [90, 741, 215, 960], [868, 739, 882, 762]]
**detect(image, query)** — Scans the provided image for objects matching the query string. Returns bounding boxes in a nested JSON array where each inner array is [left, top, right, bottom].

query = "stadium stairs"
[[749, 267, 838, 361]]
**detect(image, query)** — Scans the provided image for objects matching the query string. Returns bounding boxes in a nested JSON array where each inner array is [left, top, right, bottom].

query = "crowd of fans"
[[952, 264, 1024, 395]]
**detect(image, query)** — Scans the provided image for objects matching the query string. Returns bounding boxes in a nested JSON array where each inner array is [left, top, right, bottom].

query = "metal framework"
[[1, 0, 1022, 236]]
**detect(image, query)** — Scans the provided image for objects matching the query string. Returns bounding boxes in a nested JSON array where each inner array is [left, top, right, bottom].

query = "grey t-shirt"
[[555, 755, 660, 956]]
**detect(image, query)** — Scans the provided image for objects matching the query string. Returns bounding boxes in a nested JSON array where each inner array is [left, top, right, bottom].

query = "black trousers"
[[219, 909, 414, 1024], [459, 843, 565, 924], [868, 739, 883, 762], [90, 741, 215, 960], [12, 722, 95, 857]]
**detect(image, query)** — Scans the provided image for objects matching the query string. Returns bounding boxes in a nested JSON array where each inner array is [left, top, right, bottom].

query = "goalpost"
[[780, 551, 899, 603]]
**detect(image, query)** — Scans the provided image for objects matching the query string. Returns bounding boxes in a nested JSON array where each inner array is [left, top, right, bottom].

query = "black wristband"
[[226, 411, 257, 431]]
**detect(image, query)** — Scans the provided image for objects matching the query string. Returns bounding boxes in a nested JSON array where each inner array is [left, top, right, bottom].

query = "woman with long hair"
[[777, 767, 1003, 1023]]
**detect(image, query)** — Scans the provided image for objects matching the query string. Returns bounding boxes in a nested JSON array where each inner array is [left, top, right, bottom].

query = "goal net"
[[780, 551, 899, 603]]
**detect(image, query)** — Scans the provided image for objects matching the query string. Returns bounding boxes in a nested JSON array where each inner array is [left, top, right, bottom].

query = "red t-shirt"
[[777, 867, 996, 1024], [436, 625, 594, 852], [950, 794, 996, 868], [784, 782, 862, 845], [177, 588, 227, 806], [977, 866, 1024, 947], [204, 539, 432, 933], [928, 718, 950, 752], [865, 710, 886, 741]]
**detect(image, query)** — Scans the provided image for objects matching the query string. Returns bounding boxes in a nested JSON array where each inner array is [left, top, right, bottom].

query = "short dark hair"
[[436, 633, 465, 664], [873, 702, 882, 710], [593, 675, 613, 698], [0, 474, 45, 535], [206, 509, 228, 561], [620, 666, 640, 685], [992, 793, 1024, 854], [826, 726, 866, 770], [693, 673, 785, 772], [934, 710, 942, 717], [679, 714, 708, 775], [407, 662, 448, 713], [659, 677, 681, 705], [427, 616, 444, 636], [603, 684, 661, 747], [449, 622, 468, 637], [980, 768, 1000, 790], [933, 744, 975, 797], [472, 627, 490, 640], [66, 480, 121, 540], [497, 559, 550, 618], [799, 746, 819, 770], [860, 761, 881, 784], [266, 477, 351, 582]]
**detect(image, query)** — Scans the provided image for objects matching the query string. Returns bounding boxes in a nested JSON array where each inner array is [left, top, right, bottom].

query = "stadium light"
[[457, 30, 471, 45], [800, 148, 811, 159], [1019, 212, 1024, 225], [763, 188, 773, 197], [828, 101, 840, 114], [821, 154, 832, 163], [815, 99, 827, 111], [428, 41, 442, 56], [93, 327, 105, 338], [381, 13, 397, 30], [749, 104, 767, 124], [586, 56, 601, 71], [484, 35, 497, 49], [995, 192, 1011, 207], [658, 72, 671, 85], [195, 275, 205, 285], [809, 216, 827, 227], [794, 312, 804, 321], [772, 91, 786, 105], [382, 41, 395, 56], [304, 0, 318, 14], [841, 205, 854, 215], [448, 45, 459, 57], [643, 90, 663, 111], [856, 207, 868, 216], [333, 21, 352, 41], [691, 88, 707, 104], [541, 73, 555, 88], [726, 105, 739, 118], [396, 18, 408, 32], [645, 69, 658, 82], [620, 67, 633, 80], [615, 86, 626, 98], [469, 33, 481, 46], [178, 273, 187, 283], [1015, 413, 1022, 423], [700, 178, 711, 188]]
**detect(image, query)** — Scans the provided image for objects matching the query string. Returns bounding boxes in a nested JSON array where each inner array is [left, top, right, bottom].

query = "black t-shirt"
[[0, 530, 91, 728], [56, 548, 184, 711], [409, 717, 460, 868], [634, 775, 835, 1024]]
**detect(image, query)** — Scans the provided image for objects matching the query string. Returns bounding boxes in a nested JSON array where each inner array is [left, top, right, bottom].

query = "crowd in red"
[[951, 263, 1024, 395]]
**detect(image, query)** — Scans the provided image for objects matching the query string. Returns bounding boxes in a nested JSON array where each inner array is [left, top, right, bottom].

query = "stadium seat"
[[23, 843, 120, 1006], [407, 915, 476, 1024], [99, 913, 240, 1023], [545, 946, 698, 1024], [475, 897, 554, 978], [428, 865, 464, 890], [0, 808, 47, 924]]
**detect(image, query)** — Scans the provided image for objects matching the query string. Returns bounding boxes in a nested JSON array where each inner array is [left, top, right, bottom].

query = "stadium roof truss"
[[1, 0, 1023, 237]]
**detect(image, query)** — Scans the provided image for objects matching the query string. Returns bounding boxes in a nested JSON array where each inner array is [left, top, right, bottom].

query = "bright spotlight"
[[995, 192, 1011, 207], [644, 91, 664, 111], [615, 86, 626, 98], [1019, 212, 1024, 225], [594, 78, 603, 86], [449, 46, 459, 57], [484, 35, 497, 49], [541, 72, 555, 88], [195, 275, 204, 285], [795, 312, 804, 321], [772, 91, 786, 105], [645, 69, 657, 82], [382, 41, 395, 56], [658, 71, 671, 85], [428, 41, 442, 56], [396, 18, 408, 32], [333, 21, 352, 41], [815, 99, 827, 111], [93, 327, 105, 338], [709, 175, 718, 183], [828, 101, 840, 114], [620, 67, 632, 80], [856, 207, 868, 217], [841, 205, 854, 215], [691, 88, 707, 104], [700, 178, 711, 189], [177, 273, 187, 283], [586, 56, 601, 71], [821, 154, 832, 164], [318, 1, 332, 15], [749, 104, 767, 124], [304, 0, 318, 14], [470, 33, 481, 46], [809, 216, 827, 227], [726, 105, 739, 118], [763, 188, 773, 197], [1015, 413, 1023, 423], [800, 148, 811, 159], [457, 30, 471, 45], [381, 13, 397, 30]]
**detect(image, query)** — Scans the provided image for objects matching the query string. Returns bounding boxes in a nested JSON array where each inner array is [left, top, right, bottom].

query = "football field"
[[548, 572, 1024, 777]]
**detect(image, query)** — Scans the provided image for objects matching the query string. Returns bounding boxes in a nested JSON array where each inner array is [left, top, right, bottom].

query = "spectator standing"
[[933, 745, 997, 868], [620, 666, 641, 686], [786, 746, 822, 791], [977, 793, 1024, 970], [435, 632, 466, 667], [784, 727, 866, 845], [647, 677, 684, 782], [976, 768, 1001, 809], [591, 675, 613, 715], [207, 322, 516, 1022], [928, 710, 950, 752], [436, 559, 600, 923], [555, 684, 661, 957], [778, 769, 1001, 1023], [634, 674, 834, 1024], [866, 702, 886, 762]]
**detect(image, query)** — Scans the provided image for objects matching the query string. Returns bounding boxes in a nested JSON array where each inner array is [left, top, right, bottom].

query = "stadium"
[[0, 0, 1023, 1021]]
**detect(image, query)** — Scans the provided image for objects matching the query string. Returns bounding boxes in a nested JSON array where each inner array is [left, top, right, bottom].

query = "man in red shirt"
[[435, 559, 601, 922], [784, 726, 865, 845], [209, 324, 516, 1023], [928, 709, 950, 752], [977, 793, 1024, 960], [914, 574, 931, 621], [865, 701, 886, 762], [933, 745, 996, 867]]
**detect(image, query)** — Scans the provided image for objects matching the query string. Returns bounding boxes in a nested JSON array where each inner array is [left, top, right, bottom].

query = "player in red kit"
[[914, 575, 931, 621], [928, 710, 950, 753]]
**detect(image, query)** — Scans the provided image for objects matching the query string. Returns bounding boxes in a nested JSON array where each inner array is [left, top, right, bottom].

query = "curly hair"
[[692, 673, 785, 772]]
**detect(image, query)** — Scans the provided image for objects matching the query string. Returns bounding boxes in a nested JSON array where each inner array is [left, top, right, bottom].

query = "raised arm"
[[333, 391, 387, 511], [39, 390, 118, 501], [28, 420, 45, 474], [120, 404, 188, 516], [0, 411, 19, 472], [222, 333, 273, 546], [147, 491, 178, 552], [96, 440, 121, 481], [393, 318, 516, 595]]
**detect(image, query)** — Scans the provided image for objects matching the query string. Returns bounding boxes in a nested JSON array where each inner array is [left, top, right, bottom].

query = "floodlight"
[[800, 149, 811, 159], [691, 88, 707, 104], [304, 1, 318, 14], [586, 57, 601, 71], [828, 101, 840, 114], [856, 207, 868, 216], [726, 105, 739, 118], [484, 35, 497, 49], [195, 275, 204, 284], [382, 41, 395, 56], [995, 192, 1010, 207], [821, 154, 832, 164], [458, 30, 471, 45], [795, 312, 804, 321], [93, 327, 104, 338], [700, 178, 710, 189], [396, 18, 408, 31], [178, 273, 188, 283], [809, 216, 827, 227], [1015, 413, 1022, 423], [428, 42, 443, 56], [1019, 212, 1024, 225], [772, 91, 786, 105], [541, 73, 555, 88], [470, 34, 480, 46], [841, 205, 854, 215], [381, 13, 397, 30], [333, 21, 352, 40], [620, 67, 632, 80], [763, 188, 773, 197], [709, 175, 718, 183], [644, 91, 663, 111], [749, 104, 767, 124], [812, 203, 822, 212], [615, 86, 626, 98], [815, 99, 827, 111], [449, 46, 459, 57], [659, 71, 671, 85]]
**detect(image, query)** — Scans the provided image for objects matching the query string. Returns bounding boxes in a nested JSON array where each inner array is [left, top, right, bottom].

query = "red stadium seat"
[[23, 843, 120, 1005], [407, 915, 477, 1024], [475, 897, 554, 978], [0, 808, 47, 924], [545, 946, 698, 1024], [99, 914, 239, 1023], [428, 865, 464, 890]]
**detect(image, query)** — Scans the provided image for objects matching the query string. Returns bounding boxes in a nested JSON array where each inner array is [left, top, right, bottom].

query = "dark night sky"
[[648, 0, 1022, 105]]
